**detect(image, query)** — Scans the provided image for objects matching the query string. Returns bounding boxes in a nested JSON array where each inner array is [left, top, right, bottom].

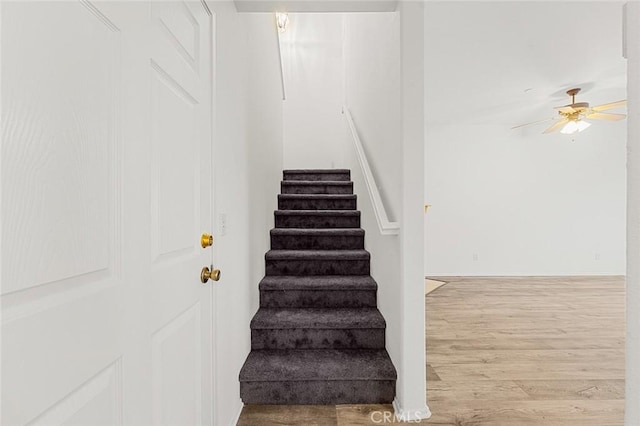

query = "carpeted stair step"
[[283, 169, 351, 182], [259, 276, 378, 308], [266, 250, 370, 276], [250, 308, 385, 350], [278, 194, 357, 210], [275, 210, 361, 229], [270, 228, 365, 250], [281, 180, 354, 195], [239, 349, 396, 404], [240, 168, 396, 405]]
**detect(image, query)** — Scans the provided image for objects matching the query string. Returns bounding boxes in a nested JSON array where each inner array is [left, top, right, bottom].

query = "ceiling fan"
[[512, 88, 627, 134]]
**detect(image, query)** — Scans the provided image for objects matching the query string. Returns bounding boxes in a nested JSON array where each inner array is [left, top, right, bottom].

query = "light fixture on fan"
[[512, 88, 626, 134], [560, 118, 591, 134]]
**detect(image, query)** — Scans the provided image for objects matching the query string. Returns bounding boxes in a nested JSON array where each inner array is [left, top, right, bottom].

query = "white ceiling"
[[235, 0, 397, 13], [425, 1, 628, 127]]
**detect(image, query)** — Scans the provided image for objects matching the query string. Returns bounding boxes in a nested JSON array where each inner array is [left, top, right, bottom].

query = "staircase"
[[239, 169, 397, 405]]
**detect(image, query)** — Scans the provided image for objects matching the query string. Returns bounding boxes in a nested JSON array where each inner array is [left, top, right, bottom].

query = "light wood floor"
[[237, 276, 625, 425]]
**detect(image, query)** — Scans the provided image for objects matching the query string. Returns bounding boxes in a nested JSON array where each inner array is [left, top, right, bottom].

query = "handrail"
[[343, 106, 400, 235], [275, 19, 286, 101]]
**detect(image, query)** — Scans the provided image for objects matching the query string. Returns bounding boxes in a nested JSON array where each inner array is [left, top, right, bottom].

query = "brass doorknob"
[[200, 266, 221, 283], [201, 233, 214, 248]]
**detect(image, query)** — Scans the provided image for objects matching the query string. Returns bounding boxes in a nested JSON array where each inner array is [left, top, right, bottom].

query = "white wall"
[[279, 11, 403, 218], [342, 11, 404, 411], [344, 13, 402, 221], [279, 8, 427, 417], [344, 7, 428, 417], [281, 14, 346, 169], [210, 5, 283, 425], [398, 1, 428, 416], [625, 3, 640, 424], [423, 1, 627, 278], [424, 122, 627, 276], [244, 12, 285, 312]]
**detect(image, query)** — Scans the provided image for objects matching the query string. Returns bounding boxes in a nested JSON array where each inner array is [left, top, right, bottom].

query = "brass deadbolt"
[[200, 266, 221, 283], [201, 233, 214, 248]]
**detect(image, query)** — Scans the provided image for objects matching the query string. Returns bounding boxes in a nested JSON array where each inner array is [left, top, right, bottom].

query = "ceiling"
[[234, 0, 397, 13], [236, 1, 627, 129], [424, 1, 627, 127]]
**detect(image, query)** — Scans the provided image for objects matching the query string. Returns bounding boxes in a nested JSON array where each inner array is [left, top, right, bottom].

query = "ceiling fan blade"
[[584, 112, 627, 121], [554, 106, 576, 114], [511, 117, 555, 130], [591, 100, 627, 112], [543, 119, 569, 134]]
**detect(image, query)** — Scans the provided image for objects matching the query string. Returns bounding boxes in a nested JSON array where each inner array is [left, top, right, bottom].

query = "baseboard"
[[228, 399, 243, 426], [392, 398, 431, 422], [426, 274, 626, 279]]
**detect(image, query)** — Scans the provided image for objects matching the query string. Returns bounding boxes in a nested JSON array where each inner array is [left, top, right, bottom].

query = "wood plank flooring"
[[236, 276, 625, 425]]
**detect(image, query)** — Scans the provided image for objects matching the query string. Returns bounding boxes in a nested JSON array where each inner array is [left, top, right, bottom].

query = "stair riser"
[[278, 197, 356, 210], [252, 329, 385, 350], [240, 380, 395, 404], [271, 234, 364, 250], [283, 172, 350, 182], [266, 259, 370, 276], [281, 183, 353, 195], [275, 215, 360, 229], [260, 290, 377, 308]]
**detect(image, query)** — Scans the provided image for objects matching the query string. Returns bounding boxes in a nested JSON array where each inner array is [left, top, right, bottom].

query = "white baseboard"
[[228, 399, 243, 426], [392, 398, 432, 422]]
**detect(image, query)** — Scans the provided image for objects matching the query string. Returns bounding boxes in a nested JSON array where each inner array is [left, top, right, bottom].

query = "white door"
[[1, 2, 215, 425], [146, 2, 214, 425]]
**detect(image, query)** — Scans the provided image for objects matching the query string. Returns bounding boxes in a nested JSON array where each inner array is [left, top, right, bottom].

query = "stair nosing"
[[270, 228, 364, 235], [259, 275, 378, 291], [239, 349, 397, 382], [278, 194, 356, 199], [266, 249, 370, 260], [284, 169, 350, 174], [251, 307, 386, 330], [282, 180, 353, 186], [275, 210, 360, 215]]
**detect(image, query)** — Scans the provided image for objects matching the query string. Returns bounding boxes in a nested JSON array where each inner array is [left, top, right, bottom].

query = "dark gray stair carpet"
[[240, 350, 396, 404], [265, 250, 370, 276], [251, 308, 386, 350], [259, 276, 378, 308], [240, 169, 396, 405], [281, 180, 354, 194], [275, 210, 361, 229], [251, 308, 385, 329], [283, 169, 351, 182], [278, 194, 357, 210], [271, 228, 365, 250]]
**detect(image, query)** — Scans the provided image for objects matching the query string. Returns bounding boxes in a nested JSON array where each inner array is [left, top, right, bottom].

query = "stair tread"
[[279, 194, 356, 199], [266, 249, 369, 260], [284, 169, 350, 174], [271, 228, 364, 236], [282, 180, 353, 186], [259, 275, 377, 291], [251, 308, 385, 329], [275, 210, 360, 216], [239, 349, 397, 382]]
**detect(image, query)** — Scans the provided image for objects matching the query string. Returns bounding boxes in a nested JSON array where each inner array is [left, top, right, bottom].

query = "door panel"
[[148, 3, 213, 425], [30, 360, 123, 426], [1, 2, 215, 425], [1, 1, 119, 295], [1, 2, 123, 424], [152, 303, 202, 426], [153, 1, 201, 72], [150, 62, 199, 263]]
